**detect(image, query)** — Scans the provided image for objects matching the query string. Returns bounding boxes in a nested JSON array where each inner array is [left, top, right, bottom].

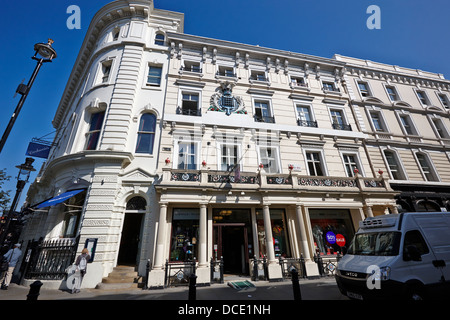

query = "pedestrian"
[[1, 243, 23, 290], [72, 248, 91, 294]]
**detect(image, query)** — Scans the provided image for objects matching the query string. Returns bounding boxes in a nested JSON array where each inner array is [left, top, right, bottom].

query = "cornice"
[[166, 32, 346, 70]]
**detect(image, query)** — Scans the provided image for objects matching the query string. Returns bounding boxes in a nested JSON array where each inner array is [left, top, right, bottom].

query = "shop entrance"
[[214, 224, 249, 275]]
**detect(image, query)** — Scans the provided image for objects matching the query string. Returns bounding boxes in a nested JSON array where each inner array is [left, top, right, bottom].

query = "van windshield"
[[347, 232, 401, 256]]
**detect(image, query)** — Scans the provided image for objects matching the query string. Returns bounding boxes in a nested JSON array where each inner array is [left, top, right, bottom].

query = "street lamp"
[[0, 158, 36, 247], [0, 39, 57, 153]]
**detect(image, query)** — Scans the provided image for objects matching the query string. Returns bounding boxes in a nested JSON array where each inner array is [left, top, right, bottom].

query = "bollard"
[[27, 280, 43, 301], [188, 273, 197, 301], [291, 268, 302, 300]]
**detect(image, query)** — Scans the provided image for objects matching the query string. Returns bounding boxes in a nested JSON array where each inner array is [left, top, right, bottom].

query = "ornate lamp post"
[[0, 158, 36, 247], [0, 39, 57, 153]]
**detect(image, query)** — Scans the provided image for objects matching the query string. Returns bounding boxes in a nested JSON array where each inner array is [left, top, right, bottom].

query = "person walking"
[[72, 248, 91, 294], [1, 243, 23, 290]]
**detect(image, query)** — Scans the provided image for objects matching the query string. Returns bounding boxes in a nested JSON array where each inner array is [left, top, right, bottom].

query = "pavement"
[[0, 275, 347, 301]]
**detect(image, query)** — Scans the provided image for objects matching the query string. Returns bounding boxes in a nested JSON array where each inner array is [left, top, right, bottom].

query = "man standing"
[[1, 243, 22, 290]]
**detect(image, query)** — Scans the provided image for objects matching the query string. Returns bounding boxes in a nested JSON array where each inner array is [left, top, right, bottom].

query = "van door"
[[414, 214, 450, 290], [403, 229, 445, 296]]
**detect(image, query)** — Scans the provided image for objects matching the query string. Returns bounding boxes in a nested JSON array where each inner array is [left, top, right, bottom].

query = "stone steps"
[[96, 266, 140, 290]]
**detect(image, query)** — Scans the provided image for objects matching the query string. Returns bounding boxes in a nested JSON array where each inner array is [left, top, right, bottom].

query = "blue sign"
[[26, 142, 51, 159], [326, 231, 336, 244]]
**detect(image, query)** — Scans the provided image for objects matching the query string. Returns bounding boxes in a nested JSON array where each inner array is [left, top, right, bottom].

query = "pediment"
[[120, 168, 155, 184]]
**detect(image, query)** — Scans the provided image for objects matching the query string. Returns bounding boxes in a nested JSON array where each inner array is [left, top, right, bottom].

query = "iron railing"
[[251, 257, 268, 281], [164, 259, 196, 287], [24, 238, 78, 280], [279, 255, 306, 279], [314, 253, 342, 277], [210, 257, 224, 284]]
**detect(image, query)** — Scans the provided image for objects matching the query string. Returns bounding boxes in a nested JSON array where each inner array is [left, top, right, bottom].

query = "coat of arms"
[[209, 82, 246, 116]]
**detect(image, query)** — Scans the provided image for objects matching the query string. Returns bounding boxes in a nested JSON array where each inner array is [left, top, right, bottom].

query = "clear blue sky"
[[0, 0, 449, 211]]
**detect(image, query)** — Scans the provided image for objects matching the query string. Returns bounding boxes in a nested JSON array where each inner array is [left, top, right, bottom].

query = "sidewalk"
[[0, 276, 346, 301]]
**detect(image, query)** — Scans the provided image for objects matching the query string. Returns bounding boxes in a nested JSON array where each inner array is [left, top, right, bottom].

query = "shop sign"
[[326, 231, 336, 244], [336, 234, 346, 247]]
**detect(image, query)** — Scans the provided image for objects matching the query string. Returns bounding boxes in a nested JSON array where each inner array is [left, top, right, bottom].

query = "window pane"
[[139, 114, 156, 132], [89, 112, 105, 131], [170, 209, 199, 261]]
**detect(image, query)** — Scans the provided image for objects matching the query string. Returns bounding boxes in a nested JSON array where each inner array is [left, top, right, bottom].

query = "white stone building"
[[18, 0, 450, 290], [21, 0, 183, 288]]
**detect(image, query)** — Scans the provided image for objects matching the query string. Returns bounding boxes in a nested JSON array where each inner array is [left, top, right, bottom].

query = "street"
[[0, 276, 347, 301]]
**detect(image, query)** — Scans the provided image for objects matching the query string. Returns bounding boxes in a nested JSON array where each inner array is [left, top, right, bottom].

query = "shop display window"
[[170, 208, 199, 262], [309, 209, 354, 255], [256, 209, 290, 258]]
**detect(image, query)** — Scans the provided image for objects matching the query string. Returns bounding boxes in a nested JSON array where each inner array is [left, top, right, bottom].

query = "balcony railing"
[[297, 119, 318, 128], [176, 107, 201, 116], [160, 168, 391, 194], [254, 115, 275, 123], [332, 122, 352, 131]]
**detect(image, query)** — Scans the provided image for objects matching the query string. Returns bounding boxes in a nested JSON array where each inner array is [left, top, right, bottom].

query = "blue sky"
[[0, 0, 449, 211]]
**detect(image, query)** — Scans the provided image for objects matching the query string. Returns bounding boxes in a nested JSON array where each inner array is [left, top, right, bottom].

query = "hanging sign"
[[26, 142, 51, 159]]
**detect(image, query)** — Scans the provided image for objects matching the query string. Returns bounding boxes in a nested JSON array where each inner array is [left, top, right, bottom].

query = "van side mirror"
[[341, 246, 347, 255], [403, 245, 422, 261]]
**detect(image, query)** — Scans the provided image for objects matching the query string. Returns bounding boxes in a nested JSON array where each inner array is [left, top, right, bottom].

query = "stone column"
[[153, 203, 167, 269], [295, 204, 311, 261], [364, 205, 374, 218], [262, 204, 283, 281], [198, 203, 207, 267], [262, 205, 276, 263]]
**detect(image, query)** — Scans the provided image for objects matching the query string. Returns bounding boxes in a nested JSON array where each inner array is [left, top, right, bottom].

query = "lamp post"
[[0, 158, 36, 247], [0, 39, 57, 153]]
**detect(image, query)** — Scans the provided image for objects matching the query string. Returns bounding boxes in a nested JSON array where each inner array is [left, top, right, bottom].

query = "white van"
[[335, 212, 450, 300]]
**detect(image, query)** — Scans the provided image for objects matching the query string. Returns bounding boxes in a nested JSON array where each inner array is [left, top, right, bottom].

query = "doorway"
[[214, 224, 250, 275], [118, 212, 143, 266]]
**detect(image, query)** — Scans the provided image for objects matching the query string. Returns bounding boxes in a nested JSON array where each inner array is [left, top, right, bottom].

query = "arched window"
[[126, 196, 147, 210], [416, 200, 440, 212], [135, 113, 156, 154], [155, 33, 165, 45]]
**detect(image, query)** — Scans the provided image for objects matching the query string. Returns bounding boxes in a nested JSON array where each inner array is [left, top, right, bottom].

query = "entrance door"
[[118, 212, 142, 266], [214, 224, 249, 274]]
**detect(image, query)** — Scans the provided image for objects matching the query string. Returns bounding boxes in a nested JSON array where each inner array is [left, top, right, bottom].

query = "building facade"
[[337, 55, 450, 213], [21, 0, 183, 288], [147, 33, 397, 286], [16, 0, 450, 290]]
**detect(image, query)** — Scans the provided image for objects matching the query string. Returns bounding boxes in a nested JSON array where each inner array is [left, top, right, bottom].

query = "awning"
[[33, 189, 86, 209]]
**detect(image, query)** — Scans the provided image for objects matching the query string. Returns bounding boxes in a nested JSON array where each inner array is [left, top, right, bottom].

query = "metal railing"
[[24, 238, 78, 280], [210, 257, 224, 284], [314, 253, 342, 277], [279, 255, 306, 279], [251, 257, 268, 281], [164, 259, 196, 287]]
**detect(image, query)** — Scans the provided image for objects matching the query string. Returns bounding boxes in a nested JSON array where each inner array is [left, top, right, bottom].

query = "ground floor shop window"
[[170, 208, 199, 262], [309, 209, 354, 255], [255, 209, 290, 258]]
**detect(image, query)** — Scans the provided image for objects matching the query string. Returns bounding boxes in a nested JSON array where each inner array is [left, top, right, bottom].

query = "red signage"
[[336, 234, 346, 247]]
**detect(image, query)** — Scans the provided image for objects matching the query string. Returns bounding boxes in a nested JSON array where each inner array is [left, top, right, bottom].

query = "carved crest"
[[209, 82, 246, 116]]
